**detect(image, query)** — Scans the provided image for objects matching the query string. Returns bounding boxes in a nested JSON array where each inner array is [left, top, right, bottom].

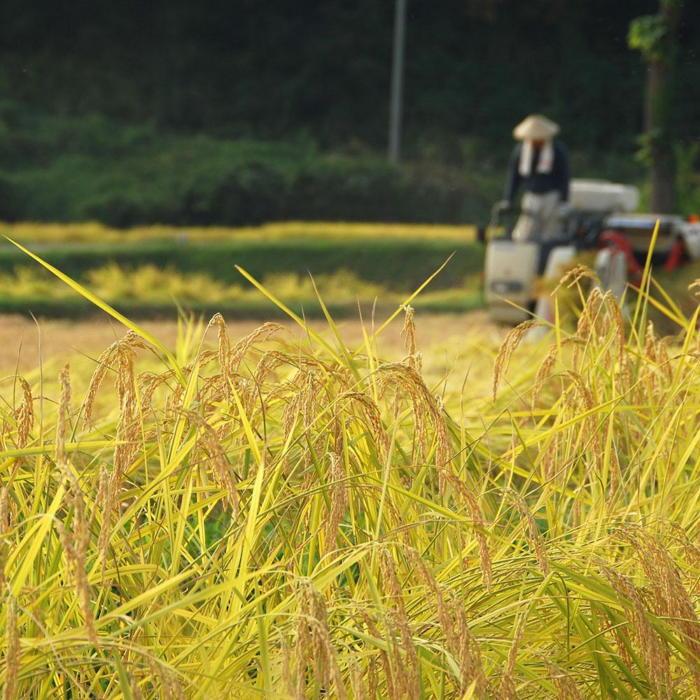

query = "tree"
[[629, 0, 682, 212]]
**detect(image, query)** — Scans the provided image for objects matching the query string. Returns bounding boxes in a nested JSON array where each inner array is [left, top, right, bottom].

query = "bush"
[[72, 150, 492, 228], [0, 105, 496, 226]]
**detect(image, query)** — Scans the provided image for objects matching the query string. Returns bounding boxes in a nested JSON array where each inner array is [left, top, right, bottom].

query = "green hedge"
[[0, 238, 484, 290], [0, 294, 483, 320], [0, 106, 496, 227]]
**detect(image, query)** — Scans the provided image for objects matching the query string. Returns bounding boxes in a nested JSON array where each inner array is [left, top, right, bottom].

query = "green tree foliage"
[[628, 0, 683, 211], [629, 14, 671, 60], [2, 0, 698, 151], [0, 1, 698, 222]]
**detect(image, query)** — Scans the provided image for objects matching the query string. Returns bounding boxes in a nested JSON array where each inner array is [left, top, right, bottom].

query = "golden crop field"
[[0, 265, 479, 310], [0, 258, 699, 698], [0, 221, 477, 245]]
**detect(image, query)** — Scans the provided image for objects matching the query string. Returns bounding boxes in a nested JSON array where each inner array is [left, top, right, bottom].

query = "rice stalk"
[[0, 258, 697, 697]]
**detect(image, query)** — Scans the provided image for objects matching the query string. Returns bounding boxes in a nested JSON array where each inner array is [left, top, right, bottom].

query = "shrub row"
[[5, 153, 493, 229], [0, 106, 497, 227]]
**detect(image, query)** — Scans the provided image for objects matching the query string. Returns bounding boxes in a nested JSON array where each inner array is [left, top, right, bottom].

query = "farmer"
[[499, 114, 570, 242]]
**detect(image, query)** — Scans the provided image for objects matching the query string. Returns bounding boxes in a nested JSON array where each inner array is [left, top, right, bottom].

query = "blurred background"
[[1, 0, 699, 225], [0, 0, 697, 323]]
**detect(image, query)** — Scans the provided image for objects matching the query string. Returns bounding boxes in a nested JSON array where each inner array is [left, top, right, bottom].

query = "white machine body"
[[569, 180, 639, 213], [484, 240, 539, 323], [679, 221, 700, 259]]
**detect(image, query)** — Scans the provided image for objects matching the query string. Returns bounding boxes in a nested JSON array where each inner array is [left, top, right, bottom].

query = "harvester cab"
[[483, 179, 700, 324]]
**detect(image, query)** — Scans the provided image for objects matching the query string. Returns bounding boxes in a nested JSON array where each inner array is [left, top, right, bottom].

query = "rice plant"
[[0, 248, 699, 697]]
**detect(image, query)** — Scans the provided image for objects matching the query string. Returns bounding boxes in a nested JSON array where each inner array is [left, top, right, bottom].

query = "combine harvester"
[[483, 179, 700, 323]]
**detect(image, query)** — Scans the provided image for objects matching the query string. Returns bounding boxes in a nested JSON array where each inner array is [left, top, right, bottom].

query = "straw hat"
[[513, 114, 560, 140]]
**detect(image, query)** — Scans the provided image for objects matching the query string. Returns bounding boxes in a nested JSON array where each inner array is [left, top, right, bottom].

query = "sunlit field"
[[0, 221, 476, 245], [0, 224, 484, 318], [0, 249, 699, 698], [0, 266, 482, 319]]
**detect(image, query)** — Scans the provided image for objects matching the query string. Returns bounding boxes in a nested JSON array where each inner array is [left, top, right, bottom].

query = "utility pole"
[[388, 0, 407, 164]]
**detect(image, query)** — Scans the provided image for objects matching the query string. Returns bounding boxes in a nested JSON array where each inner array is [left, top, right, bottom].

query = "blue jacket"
[[505, 140, 570, 203]]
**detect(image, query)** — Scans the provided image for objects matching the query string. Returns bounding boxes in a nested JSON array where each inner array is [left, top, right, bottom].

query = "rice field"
[[0, 221, 476, 245], [0, 223, 484, 317], [0, 254, 699, 698], [0, 312, 501, 380], [0, 265, 482, 317]]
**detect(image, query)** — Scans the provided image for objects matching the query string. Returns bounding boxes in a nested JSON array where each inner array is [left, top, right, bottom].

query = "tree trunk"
[[644, 1, 681, 213]]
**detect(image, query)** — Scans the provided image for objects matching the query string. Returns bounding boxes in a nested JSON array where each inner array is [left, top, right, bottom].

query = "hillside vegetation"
[[0, 105, 496, 226]]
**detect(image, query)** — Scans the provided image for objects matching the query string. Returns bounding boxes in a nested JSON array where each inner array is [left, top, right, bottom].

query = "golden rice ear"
[[532, 342, 559, 406], [323, 452, 347, 556], [185, 409, 239, 513], [56, 363, 71, 475], [14, 377, 33, 449], [602, 290, 626, 360], [493, 319, 536, 400], [294, 579, 348, 700], [348, 659, 366, 700], [338, 391, 389, 455], [553, 264, 598, 295], [376, 361, 451, 492], [279, 633, 295, 698], [547, 662, 584, 700], [513, 494, 549, 575], [0, 486, 8, 535], [360, 612, 396, 699], [401, 304, 420, 372], [499, 615, 526, 700], [82, 331, 143, 427], [229, 321, 282, 373], [57, 488, 98, 646], [378, 547, 421, 699], [97, 336, 141, 569], [621, 528, 700, 693], [405, 545, 487, 696], [445, 474, 493, 590], [206, 313, 230, 375], [603, 565, 672, 699], [575, 286, 604, 343], [130, 675, 146, 700]]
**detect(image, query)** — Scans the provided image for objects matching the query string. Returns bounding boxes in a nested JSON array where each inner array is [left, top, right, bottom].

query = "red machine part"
[[663, 238, 686, 272], [599, 228, 687, 277], [598, 230, 642, 281]]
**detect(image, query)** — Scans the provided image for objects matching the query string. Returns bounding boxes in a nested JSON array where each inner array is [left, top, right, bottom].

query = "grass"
[[0, 247, 699, 697]]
